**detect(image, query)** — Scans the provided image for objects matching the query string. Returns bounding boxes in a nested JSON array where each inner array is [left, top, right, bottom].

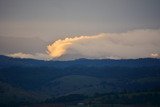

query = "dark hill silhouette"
[[0, 55, 160, 106]]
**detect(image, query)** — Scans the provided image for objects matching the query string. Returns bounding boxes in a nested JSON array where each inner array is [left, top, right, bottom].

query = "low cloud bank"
[[6, 29, 160, 60], [7, 52, 52, 60], [47, 29, 160, 60]]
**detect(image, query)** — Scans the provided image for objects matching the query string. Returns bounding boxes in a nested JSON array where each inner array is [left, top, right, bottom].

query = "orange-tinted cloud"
[[47, 29, 160, 60], [47, 35, 102, 58], [150, 53, 160, 58]]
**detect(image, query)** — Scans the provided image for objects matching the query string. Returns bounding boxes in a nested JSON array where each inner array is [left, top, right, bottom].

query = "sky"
[[0, 0, 160, 60]]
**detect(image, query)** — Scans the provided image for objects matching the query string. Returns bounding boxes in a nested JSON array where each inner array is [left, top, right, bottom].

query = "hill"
[[0, 55, 160, 106]]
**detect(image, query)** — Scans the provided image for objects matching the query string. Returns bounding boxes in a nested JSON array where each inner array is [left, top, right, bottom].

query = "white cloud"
[[7, 52, 52, 60], [6, 29, 160, 60], [150, 53, 160, 58], [47, 29, 160, 60]]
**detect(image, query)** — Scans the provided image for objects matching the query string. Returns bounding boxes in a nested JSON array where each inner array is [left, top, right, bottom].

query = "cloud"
[[47, 29, 160, 60], [7, 52, 52, 60], [47, 36, 101, 58], [150, 53, 160, 58], [6, 29, 160, 60]]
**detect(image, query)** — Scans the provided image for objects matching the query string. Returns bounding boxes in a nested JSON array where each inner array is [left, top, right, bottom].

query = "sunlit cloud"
[[47, 29, 160, 60], [150, 53, 160, 58], [47, 36, 102, 58], [6, 29, 160, 60]]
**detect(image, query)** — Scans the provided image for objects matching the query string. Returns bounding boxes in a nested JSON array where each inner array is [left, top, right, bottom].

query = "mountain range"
[[0, 55, 160, 106]]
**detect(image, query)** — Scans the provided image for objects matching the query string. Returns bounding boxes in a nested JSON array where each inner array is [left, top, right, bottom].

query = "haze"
[[0, 0, 160, 60]]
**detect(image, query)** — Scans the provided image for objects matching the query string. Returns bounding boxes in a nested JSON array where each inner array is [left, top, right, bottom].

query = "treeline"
[[44, 89, 160, 105]]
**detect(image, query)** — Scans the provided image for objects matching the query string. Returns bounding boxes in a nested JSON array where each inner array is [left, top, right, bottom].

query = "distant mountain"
[[0, 55, 160, 67], [0, 55, 160, 106]]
